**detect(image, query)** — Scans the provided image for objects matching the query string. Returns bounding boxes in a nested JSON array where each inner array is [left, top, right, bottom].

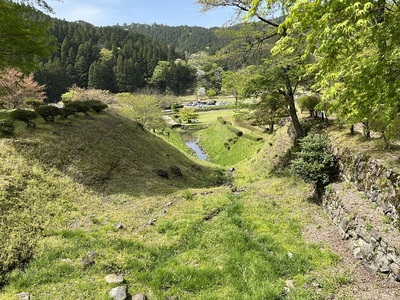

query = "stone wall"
[[332, 145, 400, 224], [323, 145, 400, 280]]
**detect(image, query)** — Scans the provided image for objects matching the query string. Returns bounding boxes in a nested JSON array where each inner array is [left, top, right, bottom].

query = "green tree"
[[240, 65, 288, 132], [188, 51, 221, 92], [298, 95, 321, 118], [34, 58, 71, 102], [115, 56, 143, 92], [221, 69, 250, 108], [291, 132, 337, 199], [88, 50, 117, 92], [0, 1, 56, 72], [150, 60, 196, 96], [150, 61, 169, 93], [35, 105, 59, 122], [179, 107, 199, 123], [278, 1, 400, 142], [197, 0, 305, 140], [253, 92, 288, 132], [117, 93, 165, 132]]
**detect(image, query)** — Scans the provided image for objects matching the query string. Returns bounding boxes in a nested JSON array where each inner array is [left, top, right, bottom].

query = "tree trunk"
[[362, 121, 371, 138], [281, 69, 303, 141], [269, 120, 275, 132], [288, 96, 303, 141]]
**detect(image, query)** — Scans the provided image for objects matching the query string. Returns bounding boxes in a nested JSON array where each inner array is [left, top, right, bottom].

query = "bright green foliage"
[[278, 1, 400, 143], [253, 92, 288, 132], [179, 107, 199, 123], [221, 68, 253, 107], [298, 95, 321, 117], [10, 109, 38, 126], [0, 1, 56, 72], [117, 93, 165, 132], [291, 132, 337, 192], [206, 88, 217, 98]]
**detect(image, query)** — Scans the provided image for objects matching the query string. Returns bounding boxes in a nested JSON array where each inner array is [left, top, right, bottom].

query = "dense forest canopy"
[[125, 23, 230, 55], [29, 14, 243, 101], [1, 0, 400, 145]]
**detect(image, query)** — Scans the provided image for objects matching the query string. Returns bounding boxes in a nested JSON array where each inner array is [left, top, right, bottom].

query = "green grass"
[[1, 178, 339, 299], [196, 120, 264, 166], [4, 110, 222, 196], [0, 105, 351, 299]]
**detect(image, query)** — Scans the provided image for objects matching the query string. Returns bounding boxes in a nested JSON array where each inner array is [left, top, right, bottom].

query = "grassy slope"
[[0, 109, 351, 299]]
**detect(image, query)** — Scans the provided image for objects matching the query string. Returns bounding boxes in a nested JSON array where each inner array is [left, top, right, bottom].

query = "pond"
[[181, 132, 207, 161]]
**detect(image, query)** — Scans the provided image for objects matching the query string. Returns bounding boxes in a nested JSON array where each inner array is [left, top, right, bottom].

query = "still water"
[[181, 132, 207, 160]]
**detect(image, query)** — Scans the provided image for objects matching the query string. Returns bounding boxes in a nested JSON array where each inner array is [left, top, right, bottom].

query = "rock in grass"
[[113, 222, 124, 230], [109, 286, 127, 300], [81, 251, 98, 267], [17, 292, 30, 300], [106, 274, 125, 284], [88, 251, 97, 260], [131, 294, 147, 300]]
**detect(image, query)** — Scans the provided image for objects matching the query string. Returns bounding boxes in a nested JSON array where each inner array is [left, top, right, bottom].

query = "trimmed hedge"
[[227, 125, 243, 137], [0, 120, 15, 135], [243, 134, 263, 141], [217, 117, 243, 137]]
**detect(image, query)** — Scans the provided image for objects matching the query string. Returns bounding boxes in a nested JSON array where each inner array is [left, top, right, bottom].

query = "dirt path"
[[304, 204, 400, 299]]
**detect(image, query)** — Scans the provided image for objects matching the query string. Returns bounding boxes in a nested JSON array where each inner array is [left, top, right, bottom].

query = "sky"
[[48, 0, 239, 28]]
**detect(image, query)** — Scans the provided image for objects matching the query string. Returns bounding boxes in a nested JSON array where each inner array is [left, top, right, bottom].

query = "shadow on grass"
[[8, 111, 225, 197]]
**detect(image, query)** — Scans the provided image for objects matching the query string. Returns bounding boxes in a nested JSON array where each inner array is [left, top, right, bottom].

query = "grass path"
[[1, 176, 343, 299]]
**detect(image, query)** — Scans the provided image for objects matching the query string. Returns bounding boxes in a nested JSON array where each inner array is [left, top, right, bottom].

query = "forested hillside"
[[34, 18, 173, 101], [33, 17, 240, 102], [126, 23, 230, 54]]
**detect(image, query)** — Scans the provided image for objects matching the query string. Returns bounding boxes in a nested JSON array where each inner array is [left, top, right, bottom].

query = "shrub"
[[206, 89, 217, 98], [170, 166, 183, 177], [88, 100, 108, 113], [64, 100, 90, 116], [227, 125, 243, 137], [58, 107, 76, 119], [153, 168, 169, 179], [24, 99, 44, 109], [217, 117, 228, 125], [290, 132, 337, 198], [10, 109, 38, 126], [0, 120, 15, 135], [243, 134, 263, 141], [35, 105, 59, 122]]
